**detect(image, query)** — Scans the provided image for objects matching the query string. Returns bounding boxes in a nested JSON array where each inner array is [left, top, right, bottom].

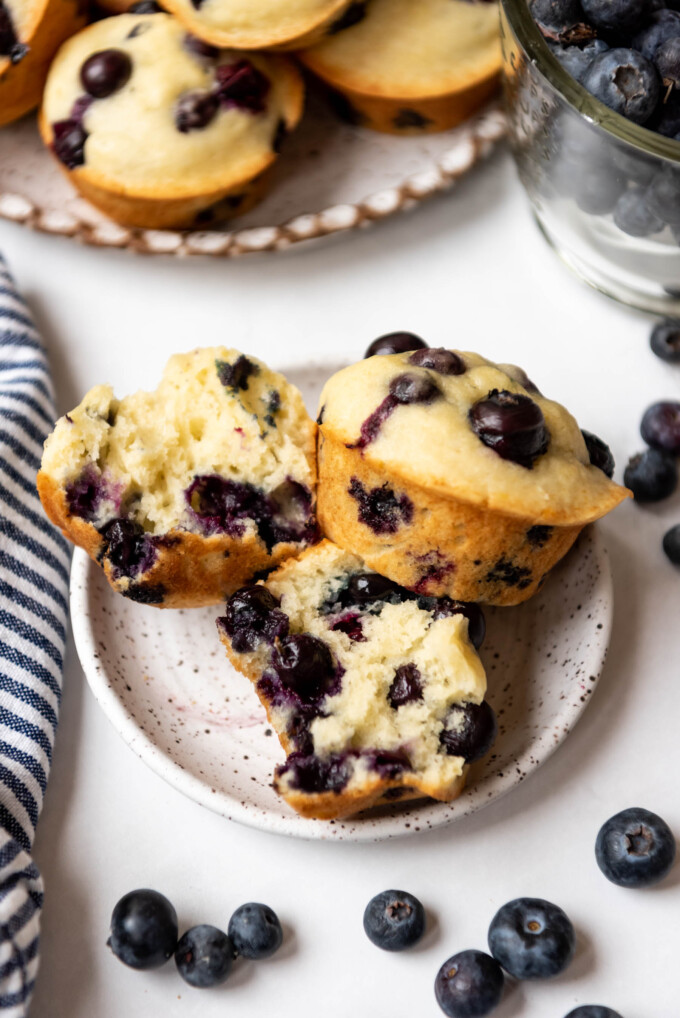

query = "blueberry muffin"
[[39, 13, 304, 229], [156, 0, 357, 51], [38, 348, 318, 608], [298, 0, 502, 134], [218, 540, 495, 820], [0, 0, 85, 127], [316, 348, 629, 606]]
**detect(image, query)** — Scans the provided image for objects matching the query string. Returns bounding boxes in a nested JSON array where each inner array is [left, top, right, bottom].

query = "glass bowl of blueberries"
[[500, 0, 680, 313]]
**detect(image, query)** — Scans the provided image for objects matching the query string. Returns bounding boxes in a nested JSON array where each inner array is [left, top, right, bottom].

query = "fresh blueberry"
[[175, 90, 218, 132], [564, 1009, 624, 1018], [550, 38, 609, 81], [663, 523, 680, 563], [646, 167, 680, 226], [364, 332, 428, 357], [572, 161, 627, 214], [530, 0, 594, 43], [439, 701, 498, 763], [595, 807, 676, 887], [81, 49, 132, 99], [581, 430, 615, 477], [220, 585, 289, 652], [408, 348, 466, 375], [215, 60, 270, 114], [640, 400, 680, 453], [363, 890, 425, 951], [582, 49, 660, 124], [633, 8, 680, 58], [51, 119, 87, 169], [650, 319, 680, 362], [107, 889, 178, 969], [469, 390, 549, 468], [613, 187, 664, 237], [487, 897, 575, 980], [272, 634, 335, 700], [581, 0, 650, 34], [388, 663, 423, 708], [623, 448, 677, 501], [651, 90, 680, 136], [175, 925, 234, 987], [389, 372, 441, 405], [228, 903, 283, 959], [435, 950, 504, 1017], [611, 145, 656, 186], [655, 35, 680, 89]]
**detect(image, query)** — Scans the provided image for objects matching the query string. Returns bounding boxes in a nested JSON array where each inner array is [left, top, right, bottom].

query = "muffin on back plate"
[[218, 540, 496, 820], [156, 0, 359, 52], [0, 0, 85, 126], [38, 348, 318, 608], [39, 13, 304, 229], [316, 348, 629, 605], [298, 0, 502, 133]]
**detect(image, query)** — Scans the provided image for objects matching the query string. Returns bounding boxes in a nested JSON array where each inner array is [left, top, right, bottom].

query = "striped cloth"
[[0, 254, 70, 1015]]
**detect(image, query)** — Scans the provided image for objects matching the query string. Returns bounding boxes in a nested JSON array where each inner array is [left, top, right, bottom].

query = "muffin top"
[[41, 14, 302, 195], [41, 347, 316, 537], [300, 0, 501, 98], [159, 0, 349, 49], [318, 350, 629, 525]]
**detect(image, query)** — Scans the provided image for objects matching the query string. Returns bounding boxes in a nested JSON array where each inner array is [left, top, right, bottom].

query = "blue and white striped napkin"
[[0, 254, 70, 1015]]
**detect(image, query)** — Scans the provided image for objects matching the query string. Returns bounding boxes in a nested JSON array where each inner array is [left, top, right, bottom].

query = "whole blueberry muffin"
[[38, 348, 318, 608], [298, 0, 502, 134], [0, 0, 85, 127], [39, 13, 304, 229], [218, 540, 495, 819], [316, 349, 629, 605], [156, 0, 357, 51]]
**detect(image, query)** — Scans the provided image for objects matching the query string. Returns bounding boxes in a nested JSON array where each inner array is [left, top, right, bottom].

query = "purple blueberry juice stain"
[[348, 372, 440, 449], [329, 612, 365, 642], [277, 751, 352, 794], [347, 393, 398, 450], [526, 525, 553, 548], [412, 552, 455, 594], [486, 557, 532, 589], [348, 478, 414, 535], [66, 465, 122, 522], [362, 747, 411, 778]]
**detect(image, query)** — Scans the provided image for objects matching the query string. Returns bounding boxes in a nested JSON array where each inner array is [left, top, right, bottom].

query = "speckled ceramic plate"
[[0, 96, 505, 257], [69, 363, 613, 842]]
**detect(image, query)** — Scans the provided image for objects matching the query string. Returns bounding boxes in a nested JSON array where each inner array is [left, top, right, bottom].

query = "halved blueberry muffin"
[[39, 13, 304, 229], [156, 0, 357, 51], [217, 540, 494, 820], [0, 0, 85, 127], [38, 348, 318, 608], [298, 0, 502, 134], [316, 347, 629, 605]]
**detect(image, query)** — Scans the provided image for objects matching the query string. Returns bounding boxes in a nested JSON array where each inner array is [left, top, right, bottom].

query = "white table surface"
[[1, 149, 679, 1018]]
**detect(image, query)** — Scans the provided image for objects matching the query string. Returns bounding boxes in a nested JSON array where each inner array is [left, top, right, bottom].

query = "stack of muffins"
[[1, 0, 503, 228], [38, 336, 629, 819]]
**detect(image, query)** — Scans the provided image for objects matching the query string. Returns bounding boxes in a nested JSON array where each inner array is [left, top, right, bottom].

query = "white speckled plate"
[[70, 363, 613, 842], [0, 96, 505, 257]]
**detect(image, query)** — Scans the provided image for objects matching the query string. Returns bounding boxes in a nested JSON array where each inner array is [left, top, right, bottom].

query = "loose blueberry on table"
[[564, 1009, 624, 1018], [363, 890, 425, 951], [487, 897, 575, 979], [107, 889, 178, 969], [650, 319, 680, 362], [623, 448, 677, 501], [663, 523, 680, 563], [640, 400, 680, 454], [175, 924, 234, 987], [595, 807, 676, 887], [434, 949, 504, 1018], [228, 903, 283, 959]]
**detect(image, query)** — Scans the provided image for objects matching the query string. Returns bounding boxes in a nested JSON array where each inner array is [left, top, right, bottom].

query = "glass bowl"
[[500, 0, 680, 315]]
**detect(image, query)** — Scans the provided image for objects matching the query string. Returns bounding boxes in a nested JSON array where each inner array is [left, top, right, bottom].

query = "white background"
[[1, 148, 679, 1018]]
